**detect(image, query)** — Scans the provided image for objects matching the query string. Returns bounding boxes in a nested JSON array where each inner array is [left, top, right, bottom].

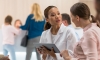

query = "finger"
[[51, 47, 54, 52], [40, 46, 43, 49], [60, 51, 63, 57], [37, 48, 42, 54], [42, 45, 47, 49], [36, 48, 39, 51], [42, 46, 47, 51], [60, 54, 62, 57]]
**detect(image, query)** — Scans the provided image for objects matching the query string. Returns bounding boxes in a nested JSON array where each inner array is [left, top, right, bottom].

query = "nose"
[[55, 14, 59, 19]]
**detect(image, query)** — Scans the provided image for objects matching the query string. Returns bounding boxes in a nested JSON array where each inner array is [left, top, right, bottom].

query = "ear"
[[45, 18, 49, 22], [76, 15, 80, 22], [64, 20, 67, 24]]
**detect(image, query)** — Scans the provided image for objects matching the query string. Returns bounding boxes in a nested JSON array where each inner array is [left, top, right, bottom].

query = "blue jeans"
[[3, 44, 16, 60]]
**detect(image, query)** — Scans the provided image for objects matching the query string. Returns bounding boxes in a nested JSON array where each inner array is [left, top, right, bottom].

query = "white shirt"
[[1, 24, 21, 45], [40, 23, 77, 60], [51, 34, 57, 43]]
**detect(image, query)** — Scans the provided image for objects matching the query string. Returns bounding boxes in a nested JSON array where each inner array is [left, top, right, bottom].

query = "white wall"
[[79, 0, 96, 16], [0, 0, 79, 27]]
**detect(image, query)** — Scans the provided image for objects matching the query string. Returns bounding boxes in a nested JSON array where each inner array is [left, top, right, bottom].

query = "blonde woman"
[[20, 3, 45, 60]]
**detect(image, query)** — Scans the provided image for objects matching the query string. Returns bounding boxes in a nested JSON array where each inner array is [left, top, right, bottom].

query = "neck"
[[81, 19, 91, 29], [51, 24, 61, 35], [5, 23, 10, 25]]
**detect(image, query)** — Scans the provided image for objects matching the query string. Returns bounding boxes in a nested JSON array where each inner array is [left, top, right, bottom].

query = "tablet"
[[34, 43, 60, 53]]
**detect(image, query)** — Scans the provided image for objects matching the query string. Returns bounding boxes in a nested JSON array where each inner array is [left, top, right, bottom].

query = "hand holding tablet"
[[34, 43, 60, 53]]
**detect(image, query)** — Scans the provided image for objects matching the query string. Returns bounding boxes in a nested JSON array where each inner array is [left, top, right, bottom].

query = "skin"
[[62, 20, 68, 26], [1, 56, 10, 60], [46, 7, 62, 35], [37, 7, 62, 60], [14, 20, 22, 29], [94, 0, 100, 21]]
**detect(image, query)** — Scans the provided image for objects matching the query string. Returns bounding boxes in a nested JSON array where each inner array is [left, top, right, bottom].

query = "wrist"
[[64, 56, 71, 60], [42, 54, 47, 60], [48, 52, 57, 60]]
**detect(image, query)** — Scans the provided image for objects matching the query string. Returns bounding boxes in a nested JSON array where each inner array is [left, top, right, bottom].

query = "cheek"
[[71, 18, 78, 26], [71, 18, 76, 23]]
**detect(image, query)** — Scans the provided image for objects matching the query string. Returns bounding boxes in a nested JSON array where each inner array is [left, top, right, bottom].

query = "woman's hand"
[[60, 50, 71, 60], [48, 47, 57, 59], [37, 46, 48, 60], [42, 46, 57, 59], [37, 46, 57, 59], [1, 56, 10, 60]]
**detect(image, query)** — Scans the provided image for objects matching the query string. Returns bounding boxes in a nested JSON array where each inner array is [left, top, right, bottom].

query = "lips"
[[56, 20, 60, 22]]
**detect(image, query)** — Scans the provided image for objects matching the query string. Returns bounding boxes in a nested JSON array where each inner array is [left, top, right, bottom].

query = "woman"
[[20, 3, 45, 60], [2, 15, 20, 60], [60, 2, 100, 60], [37, 6, 77, 60]]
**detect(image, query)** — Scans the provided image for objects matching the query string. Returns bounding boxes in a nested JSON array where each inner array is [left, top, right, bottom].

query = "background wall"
[[0, 0, 79, 28], [79, 0, 96, 16]]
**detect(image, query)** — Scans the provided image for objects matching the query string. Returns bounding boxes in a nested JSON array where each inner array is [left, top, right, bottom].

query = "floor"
[[0, 52, 37, 60]]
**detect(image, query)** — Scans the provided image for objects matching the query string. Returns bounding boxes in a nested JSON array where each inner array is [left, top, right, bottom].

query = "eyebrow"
[[50, 11, 60, 14]]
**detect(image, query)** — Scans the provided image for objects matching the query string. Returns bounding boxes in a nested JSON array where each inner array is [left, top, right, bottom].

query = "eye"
[[58, 12, 60, 15], [51, 14, 55, 16]]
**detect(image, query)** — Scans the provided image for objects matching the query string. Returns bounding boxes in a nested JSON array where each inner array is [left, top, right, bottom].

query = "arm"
[[81, 31, 98, 60], [20, 14, 33, 30], [11, 26, 21, 35], [66, 28, 77, 56]]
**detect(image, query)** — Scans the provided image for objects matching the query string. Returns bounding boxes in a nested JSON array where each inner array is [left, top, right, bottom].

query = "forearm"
[[64, 56, 71, 60]]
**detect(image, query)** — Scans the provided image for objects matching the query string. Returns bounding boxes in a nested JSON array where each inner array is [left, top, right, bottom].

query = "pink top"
[[1, 24, 21, 45], [73, 23, 100, 60]]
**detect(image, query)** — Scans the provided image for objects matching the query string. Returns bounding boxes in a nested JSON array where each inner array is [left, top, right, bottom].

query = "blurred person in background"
[[20, 3, 45, 60], [14, 19, 22, 28], [1, 15, 21, 60], [62, 13, 83, 41]]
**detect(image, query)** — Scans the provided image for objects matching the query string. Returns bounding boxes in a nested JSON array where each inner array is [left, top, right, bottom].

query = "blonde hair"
[[31, 3, 43, 22]]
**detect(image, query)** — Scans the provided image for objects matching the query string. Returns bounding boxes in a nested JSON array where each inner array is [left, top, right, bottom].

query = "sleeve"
[[81, 31, 98, 60], [20, 14, 33, 30], [40, 31, 55, 60], [66, 28, 77, 57], [39, 32, 45, 43], [11, 26, 21, 35]]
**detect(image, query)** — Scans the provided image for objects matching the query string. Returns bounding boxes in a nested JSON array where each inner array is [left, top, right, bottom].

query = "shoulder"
[[65, 27, 75, 34], [41, 29, 50, 36], [27, 14, 34, 19], [42, 29, 50, 36], [9, 25, 16, 29], [28, 14, 33, 17], [84, 28, 96, 39]]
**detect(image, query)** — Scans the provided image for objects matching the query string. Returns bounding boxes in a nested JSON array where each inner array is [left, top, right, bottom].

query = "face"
[[95, 1, 100, 20], [46, 7, 62, 26], [70, 13, 81, 27], [15, 20, 22, 27], [62, 20, 68, 26]]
